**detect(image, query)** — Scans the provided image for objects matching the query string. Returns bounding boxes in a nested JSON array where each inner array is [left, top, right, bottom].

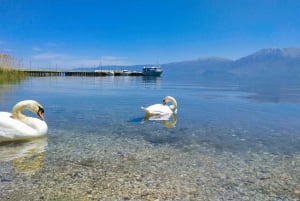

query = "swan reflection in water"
[[0, 137, 48, 175], [142, 113, 177, 128]]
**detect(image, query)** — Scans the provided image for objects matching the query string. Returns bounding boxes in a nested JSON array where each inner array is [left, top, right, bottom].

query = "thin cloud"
[[32, 53, 67, 60], [0, 41, 14, 53], [30, 52, 132, 69], [100, 56, 131, 66], [2, 48, 14, 53], [46, 42, 59, 47], [32, 47, 42, 51]]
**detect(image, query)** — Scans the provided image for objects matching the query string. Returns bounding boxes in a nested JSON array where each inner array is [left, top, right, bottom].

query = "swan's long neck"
[[12, 102, 28, 120], [11, 101, 48, 134], [165, 96, 177, 113]]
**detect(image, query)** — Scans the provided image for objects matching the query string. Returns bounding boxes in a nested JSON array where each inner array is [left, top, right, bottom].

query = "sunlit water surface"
[[0, 69, 299, 200]]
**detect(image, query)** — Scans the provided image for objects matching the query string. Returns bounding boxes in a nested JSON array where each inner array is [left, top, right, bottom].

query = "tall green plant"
[[0, 53, 27, 84]]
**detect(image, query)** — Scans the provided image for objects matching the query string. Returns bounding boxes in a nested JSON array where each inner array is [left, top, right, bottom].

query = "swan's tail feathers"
[[141, 106, 152, 116], [141, 106, 147, 112]]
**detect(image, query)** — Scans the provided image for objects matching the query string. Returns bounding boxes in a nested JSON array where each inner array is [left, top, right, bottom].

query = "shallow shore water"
[[1, 133, 299, 200], [0, 75, 300, 200]]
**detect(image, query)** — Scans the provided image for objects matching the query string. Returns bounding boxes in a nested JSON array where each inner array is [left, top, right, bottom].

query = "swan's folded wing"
[[0, 113, 37, 142], [0, 112, 15, 138], [141, 104, 172, 115]]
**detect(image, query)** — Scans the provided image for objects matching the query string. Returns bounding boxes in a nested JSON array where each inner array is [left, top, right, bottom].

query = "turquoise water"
[[0, 70, 300, 200]]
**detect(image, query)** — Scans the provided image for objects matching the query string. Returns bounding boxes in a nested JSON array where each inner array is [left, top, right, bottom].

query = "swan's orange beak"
[[37, 107, 45, 121]]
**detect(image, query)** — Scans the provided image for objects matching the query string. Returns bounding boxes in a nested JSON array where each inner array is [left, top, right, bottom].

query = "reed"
[[0, 53, 27, 84]]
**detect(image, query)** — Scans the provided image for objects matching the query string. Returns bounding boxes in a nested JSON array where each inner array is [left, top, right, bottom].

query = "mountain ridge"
[[161, 47, 300, 78], [75, 47, 300, 79]]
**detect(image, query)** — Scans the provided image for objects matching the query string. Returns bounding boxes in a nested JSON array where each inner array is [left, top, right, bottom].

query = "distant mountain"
[[162, 57, 233, 76], [238, 48, 300, 61], [160, 47, 300, 79], [164, 57, 232, 70], [73, 47, 300, 79], [231, 48, 300, 77]]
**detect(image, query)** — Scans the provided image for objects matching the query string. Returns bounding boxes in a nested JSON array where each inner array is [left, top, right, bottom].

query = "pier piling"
[[22, 69, 143, 77]]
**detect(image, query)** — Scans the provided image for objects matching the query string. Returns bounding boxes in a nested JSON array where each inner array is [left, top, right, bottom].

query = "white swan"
[[0, 100, 48, 142], [141, 96, 178, 116]]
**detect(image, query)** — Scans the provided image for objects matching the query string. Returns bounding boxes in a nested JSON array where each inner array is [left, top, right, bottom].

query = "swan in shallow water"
[[141, 96, 178, 116], [0, 100, 48, 142]]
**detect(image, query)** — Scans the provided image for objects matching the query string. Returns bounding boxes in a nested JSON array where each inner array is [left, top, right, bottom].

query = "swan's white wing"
[[141, 104, 173, 115], [0, 112, 42, 142], [0, 112, 17, 139]]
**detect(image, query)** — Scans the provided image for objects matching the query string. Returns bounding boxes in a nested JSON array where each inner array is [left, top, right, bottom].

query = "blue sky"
[[0, 0, 299, 68]]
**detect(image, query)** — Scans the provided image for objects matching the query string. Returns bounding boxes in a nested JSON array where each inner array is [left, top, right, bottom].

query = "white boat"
[[142, 66, 163, 76], [121, 69, 131, 76]]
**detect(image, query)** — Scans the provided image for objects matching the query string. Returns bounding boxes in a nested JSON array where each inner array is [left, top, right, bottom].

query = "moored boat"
[[142, 66, 163, 76]]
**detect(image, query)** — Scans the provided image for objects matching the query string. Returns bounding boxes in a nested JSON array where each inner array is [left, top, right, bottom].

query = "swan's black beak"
[[37, 107, 45, 121]]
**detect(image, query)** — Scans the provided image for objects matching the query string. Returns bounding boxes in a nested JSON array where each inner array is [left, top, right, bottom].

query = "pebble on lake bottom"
[[0, 134, 299, 201]]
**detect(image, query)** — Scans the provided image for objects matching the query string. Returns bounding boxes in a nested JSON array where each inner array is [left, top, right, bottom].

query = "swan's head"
[[163, 96, 177, 114], [12, 100, 45, 121], [37, 106, 45, 121]]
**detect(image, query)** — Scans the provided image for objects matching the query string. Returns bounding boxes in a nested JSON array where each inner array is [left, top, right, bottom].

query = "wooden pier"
[[23, 69, 143, 77]]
